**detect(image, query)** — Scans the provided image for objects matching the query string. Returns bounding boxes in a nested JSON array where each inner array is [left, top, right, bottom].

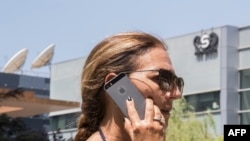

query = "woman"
[[75, 31, 184, 141]]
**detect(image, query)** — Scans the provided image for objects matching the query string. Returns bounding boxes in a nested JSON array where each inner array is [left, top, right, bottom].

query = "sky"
[[1, 0, 250, 75]]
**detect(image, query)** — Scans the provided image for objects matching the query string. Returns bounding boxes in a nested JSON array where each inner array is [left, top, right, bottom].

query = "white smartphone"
[[104, 73, 146, 119]]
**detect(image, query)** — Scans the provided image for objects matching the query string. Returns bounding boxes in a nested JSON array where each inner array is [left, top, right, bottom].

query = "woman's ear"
[[104, 73, 117, 83]]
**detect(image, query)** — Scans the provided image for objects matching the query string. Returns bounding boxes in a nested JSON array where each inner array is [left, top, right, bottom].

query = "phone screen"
[[104, 73, 146, 119]]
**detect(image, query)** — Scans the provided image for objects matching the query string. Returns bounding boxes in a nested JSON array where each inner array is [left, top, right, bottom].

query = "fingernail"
[[124, 117, 129, 122], [127, 96, 132, 101]]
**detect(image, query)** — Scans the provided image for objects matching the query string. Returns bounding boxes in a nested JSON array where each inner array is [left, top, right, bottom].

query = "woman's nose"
[[165, 87, 182, 99]]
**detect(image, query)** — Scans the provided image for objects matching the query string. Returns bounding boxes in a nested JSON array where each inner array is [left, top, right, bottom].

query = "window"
[[184, 91, 220, 112], [240, 69, 250, 89], [240, 91, 250, 110], [239, 68, 250, 124], [240, 112, 250, 124], [50, 113, 80, 131]]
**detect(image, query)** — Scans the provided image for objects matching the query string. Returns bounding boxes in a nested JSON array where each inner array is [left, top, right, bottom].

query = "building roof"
[[0, 88, 80, 118]]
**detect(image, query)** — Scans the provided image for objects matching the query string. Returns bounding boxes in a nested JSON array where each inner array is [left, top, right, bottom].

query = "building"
[[48, 57, 85, 140], [0, 71, 80, 139], [49, 25, 250, 139], [166, 25, 250, 134]]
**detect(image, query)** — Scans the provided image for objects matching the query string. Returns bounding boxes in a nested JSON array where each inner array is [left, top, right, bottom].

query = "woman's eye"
[[150, 75, 160, 84], [152, 75, 160, 81]]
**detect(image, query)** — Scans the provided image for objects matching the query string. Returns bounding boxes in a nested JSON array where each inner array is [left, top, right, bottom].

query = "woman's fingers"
[[126, 97, 164, 125], [144, 98, 154, 122], [125, 97, 165, 141], [124, 117, 132, 135], [126, 97, 140, 124], [153, 105, 166, 126]]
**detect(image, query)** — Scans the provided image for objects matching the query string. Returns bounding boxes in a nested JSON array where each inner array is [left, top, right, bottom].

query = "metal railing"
[[48, 128, 77, 141]]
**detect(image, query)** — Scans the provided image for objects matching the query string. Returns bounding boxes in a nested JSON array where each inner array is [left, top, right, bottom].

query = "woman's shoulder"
[[86, 131, 103, 141]]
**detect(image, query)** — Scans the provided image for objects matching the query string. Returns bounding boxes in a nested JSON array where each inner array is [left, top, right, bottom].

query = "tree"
[[0, 89, 49, 141], [166, 98, 223, 141], [0, 114, 26, 141], [0, 114, 49, 141], [15, 129, 49, 141]]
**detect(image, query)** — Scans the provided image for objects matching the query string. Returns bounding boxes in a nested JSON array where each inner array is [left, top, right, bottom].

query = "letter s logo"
[[200, 34, 210, 49], [193, 32, 219, 56]]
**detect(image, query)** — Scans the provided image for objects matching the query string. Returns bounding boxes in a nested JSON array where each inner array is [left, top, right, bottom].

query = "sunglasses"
[[122, 69, 184, 95]]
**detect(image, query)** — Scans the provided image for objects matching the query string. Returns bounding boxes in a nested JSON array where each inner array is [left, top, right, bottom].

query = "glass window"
[[240, 90, 250, 110], [184, 91, 220, 112], [240, 69, 250, 89], [240, 112, 250, 124], [50, 116, 59, 131], [64, 113, 79, 129], [50, 113, 79, 131]]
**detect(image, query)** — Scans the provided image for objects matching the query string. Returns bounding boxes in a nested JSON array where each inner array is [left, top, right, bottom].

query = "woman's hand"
[[124, 97, 166, 141]]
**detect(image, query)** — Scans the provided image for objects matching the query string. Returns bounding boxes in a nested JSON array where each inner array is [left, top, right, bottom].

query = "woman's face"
[[128, 46, 182, 127]]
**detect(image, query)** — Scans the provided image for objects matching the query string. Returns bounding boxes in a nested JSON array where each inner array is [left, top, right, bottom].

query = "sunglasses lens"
[[159, 69, 174, 91], [159, 78, 171, 91], [176, 77, 184, 93], [159, 69, 184, 94]]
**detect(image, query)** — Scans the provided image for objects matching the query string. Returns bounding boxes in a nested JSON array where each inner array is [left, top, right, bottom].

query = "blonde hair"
[[75, 31, 167, 141]]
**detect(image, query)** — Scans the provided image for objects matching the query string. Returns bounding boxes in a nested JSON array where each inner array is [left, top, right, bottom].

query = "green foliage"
[[0, 114, 49, 141], [0, 114, 26, 140], [16, 130, 49, 141], [166, 98, 223, 141]]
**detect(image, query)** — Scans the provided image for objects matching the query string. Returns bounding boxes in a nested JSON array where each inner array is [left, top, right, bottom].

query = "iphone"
[[104, 73, 146, 119]]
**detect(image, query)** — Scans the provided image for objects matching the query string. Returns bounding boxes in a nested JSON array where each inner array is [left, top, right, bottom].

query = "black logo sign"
[[193, 32, 219, 56]]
